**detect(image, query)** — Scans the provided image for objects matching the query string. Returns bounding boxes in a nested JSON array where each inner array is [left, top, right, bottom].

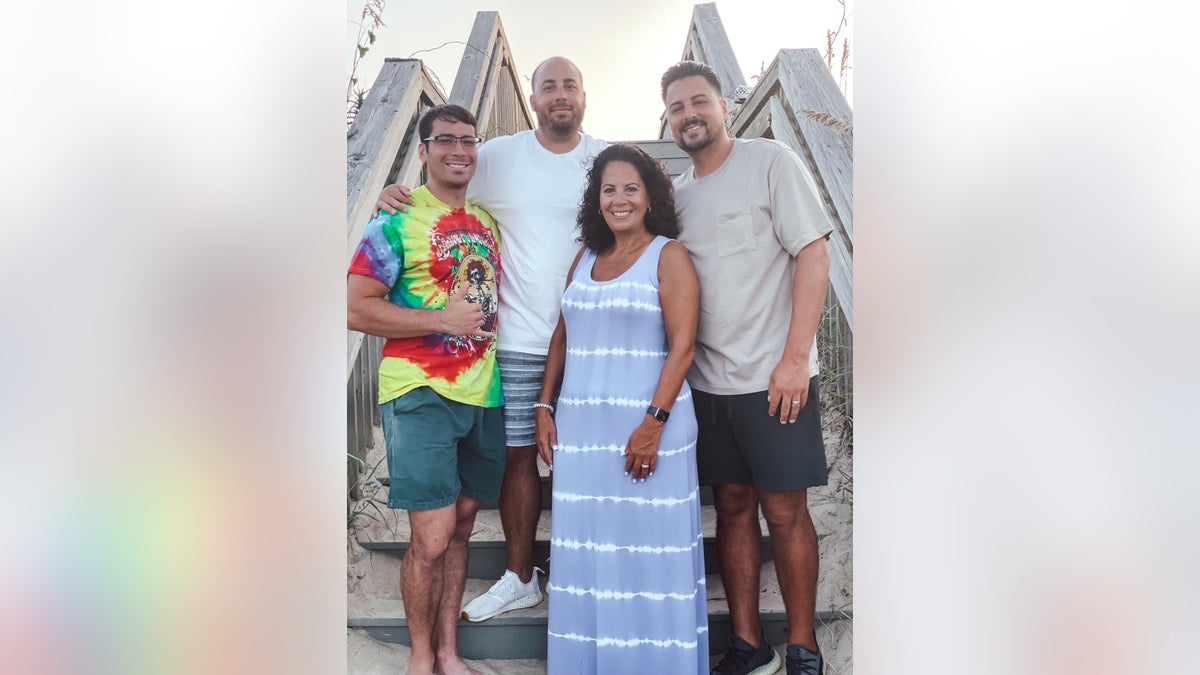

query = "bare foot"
[[405, 654, 436, 675], [434, 654, 482, 675]]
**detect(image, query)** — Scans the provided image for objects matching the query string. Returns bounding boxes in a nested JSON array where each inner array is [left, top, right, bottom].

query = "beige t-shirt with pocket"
[[674, 138, 833, 395]]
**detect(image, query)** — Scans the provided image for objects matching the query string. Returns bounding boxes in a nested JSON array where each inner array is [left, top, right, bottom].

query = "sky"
[[346, 0, 853, 141]]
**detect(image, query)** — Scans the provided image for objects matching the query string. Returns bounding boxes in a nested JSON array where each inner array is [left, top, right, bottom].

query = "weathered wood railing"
[[345, 14, 533, 495], [346, 59, 447, 496], [731, 50, 853, 331], [661, 2, 855, 412], [448, 11, 534, 138], [658, 2, 748, 140], [347, 6, 855, 489], [733, 49, 854, 411]]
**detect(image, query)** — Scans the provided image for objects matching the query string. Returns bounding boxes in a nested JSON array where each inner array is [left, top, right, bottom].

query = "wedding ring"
[[640, 463, 650, 468]]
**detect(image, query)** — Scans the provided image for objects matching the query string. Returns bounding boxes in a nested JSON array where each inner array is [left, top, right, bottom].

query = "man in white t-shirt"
[[662, 60, 834, 675], [376, 56, 607, 622]]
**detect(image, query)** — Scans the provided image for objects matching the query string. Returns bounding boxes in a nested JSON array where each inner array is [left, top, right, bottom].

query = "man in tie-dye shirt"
[[348, 104, 503, 675]]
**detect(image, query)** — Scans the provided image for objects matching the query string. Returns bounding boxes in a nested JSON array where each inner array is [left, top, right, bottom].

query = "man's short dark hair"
[[418, 104, 477, 144], [660, 60, 722, 101]]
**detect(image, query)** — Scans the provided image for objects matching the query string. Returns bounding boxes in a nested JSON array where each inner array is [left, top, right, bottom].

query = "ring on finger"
[[640, 463, 650, 468]]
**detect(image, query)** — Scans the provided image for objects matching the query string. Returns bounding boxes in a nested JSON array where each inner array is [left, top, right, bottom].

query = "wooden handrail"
[[344, 17, 536, 480], [346, 5, 855, 476], [677, 42, 854, 332], [346, 58, 447, 381], [345, 58, 450, 485], [658, 4, 854, 413], [448, 11, 534, 139], [659, 3, 747, 139]]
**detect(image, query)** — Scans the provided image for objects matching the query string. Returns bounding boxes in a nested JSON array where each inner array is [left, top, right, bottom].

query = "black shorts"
[[693, 377, 828, 492]]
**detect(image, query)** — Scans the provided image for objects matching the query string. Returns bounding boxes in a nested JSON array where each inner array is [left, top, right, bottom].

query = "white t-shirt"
[[674, 138, 833, 395], [468, 130, 608, 355]]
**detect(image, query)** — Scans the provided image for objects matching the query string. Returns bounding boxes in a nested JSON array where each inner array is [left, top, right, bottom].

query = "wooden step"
[[349, 500, 853, 664], [348, 611, 851, 660], [349, 569, 852, 660], [354, 507, 807, 579], [377, 475, 721, 508], [358, 535, 780, 579]]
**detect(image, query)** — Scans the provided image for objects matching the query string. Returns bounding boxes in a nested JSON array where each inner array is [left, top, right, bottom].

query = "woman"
[[535, 144, 707, 673]]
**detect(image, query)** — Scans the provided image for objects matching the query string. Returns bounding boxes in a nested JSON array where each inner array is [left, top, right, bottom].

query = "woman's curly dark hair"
[[577, 144, 678, 252]]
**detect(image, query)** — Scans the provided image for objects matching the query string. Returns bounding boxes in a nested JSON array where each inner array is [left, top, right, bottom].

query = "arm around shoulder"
[[375, 184, 414, 215]]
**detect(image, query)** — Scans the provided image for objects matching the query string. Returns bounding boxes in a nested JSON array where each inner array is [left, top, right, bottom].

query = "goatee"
[[548, 118, 577, 135], [538, 106, 580, 136], [677, 123, 715, 153]]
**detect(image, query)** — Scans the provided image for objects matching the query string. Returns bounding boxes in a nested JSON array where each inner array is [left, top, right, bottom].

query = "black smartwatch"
[[646, 405, 670, 423]]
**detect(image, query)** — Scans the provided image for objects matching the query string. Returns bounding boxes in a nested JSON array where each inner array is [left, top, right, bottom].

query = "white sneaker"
[[460, 569, 543, 622]]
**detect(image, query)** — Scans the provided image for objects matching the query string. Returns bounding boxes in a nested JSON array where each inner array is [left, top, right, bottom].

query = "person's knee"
[[759, 491, 809, 530], [453, 497, 482, 538], [506, 444, 537, 466], [408, 524, 455, 562], [713, 484, 758, 521]]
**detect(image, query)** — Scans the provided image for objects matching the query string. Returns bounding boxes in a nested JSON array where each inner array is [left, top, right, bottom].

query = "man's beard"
[[676, 120, 716, 153], [538, 107, 579, 135]]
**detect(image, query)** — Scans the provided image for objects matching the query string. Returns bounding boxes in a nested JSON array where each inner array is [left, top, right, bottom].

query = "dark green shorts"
[[381, 386, 506, 511], [693, 378, 828, 492]]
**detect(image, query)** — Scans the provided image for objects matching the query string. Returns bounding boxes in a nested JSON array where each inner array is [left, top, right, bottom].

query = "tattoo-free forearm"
[[347, 295, 448, 339], [780, 238, 831, 368]]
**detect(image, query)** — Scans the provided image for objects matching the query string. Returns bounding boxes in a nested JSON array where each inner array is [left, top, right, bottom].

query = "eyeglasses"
[[422, 135, 483, 149]]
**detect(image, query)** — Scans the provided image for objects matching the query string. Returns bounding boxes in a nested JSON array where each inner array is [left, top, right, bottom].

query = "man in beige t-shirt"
[[662, 60, 833, 675]]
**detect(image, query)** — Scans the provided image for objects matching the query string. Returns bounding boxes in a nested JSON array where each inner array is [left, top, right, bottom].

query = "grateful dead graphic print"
[[349, 186, 502, 407]]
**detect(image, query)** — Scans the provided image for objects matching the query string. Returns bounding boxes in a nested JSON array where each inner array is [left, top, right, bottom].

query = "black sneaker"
[[784, 643, 825, 675], [711, 631, 782, 675]]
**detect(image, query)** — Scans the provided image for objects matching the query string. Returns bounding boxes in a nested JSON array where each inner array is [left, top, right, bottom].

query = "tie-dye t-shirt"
[[349, 186, 502, 407]]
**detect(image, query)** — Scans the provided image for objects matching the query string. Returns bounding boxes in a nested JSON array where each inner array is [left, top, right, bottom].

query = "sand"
[[348, 407, 853, 673]]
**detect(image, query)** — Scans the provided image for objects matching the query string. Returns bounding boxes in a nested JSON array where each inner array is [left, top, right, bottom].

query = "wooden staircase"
[[346, 150, 853, 672], [347, 420, 853, 663], [346, 4, 854, 672]]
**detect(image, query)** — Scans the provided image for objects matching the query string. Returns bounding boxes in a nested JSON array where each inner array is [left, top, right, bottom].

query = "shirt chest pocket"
[[716, 209, 771, 258]]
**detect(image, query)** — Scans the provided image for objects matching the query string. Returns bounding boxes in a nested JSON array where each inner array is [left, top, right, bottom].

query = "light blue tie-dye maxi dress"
[[546, 235, 709, 674]]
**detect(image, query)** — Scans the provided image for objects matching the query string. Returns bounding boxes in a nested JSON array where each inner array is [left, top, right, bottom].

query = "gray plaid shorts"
[[496, 350, 547, 447]]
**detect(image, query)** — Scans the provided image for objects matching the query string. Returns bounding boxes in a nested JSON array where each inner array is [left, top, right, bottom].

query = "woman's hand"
[[622, 418, 664, 483], [536, 408, 557, 469]]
